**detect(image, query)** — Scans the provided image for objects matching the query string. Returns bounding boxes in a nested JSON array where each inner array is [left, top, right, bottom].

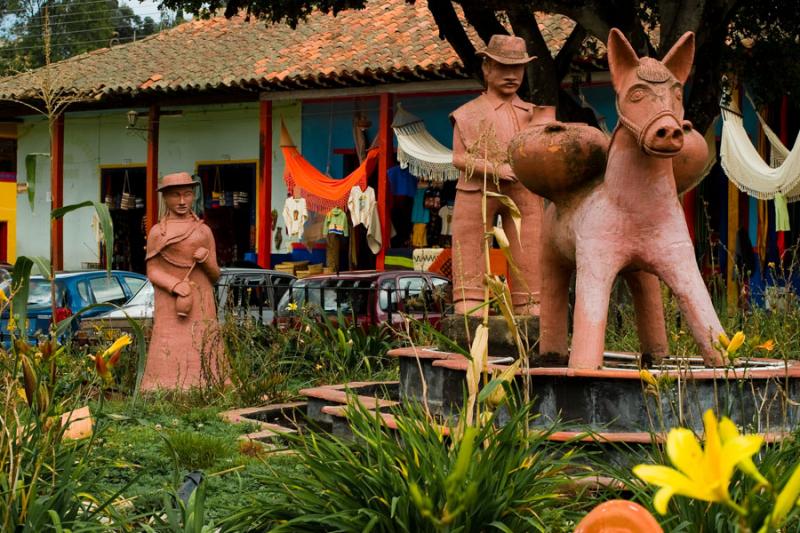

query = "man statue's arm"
[[451, 123, 515, 182]]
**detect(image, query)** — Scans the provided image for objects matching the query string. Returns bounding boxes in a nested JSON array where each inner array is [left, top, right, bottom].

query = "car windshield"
[[277, 278, 373, 317], [27, 279, 66, 307], [126, 281, 154, 307]]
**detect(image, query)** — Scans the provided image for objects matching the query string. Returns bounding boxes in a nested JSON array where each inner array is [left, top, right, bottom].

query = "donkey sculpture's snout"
[[510, 28, 725, 369]]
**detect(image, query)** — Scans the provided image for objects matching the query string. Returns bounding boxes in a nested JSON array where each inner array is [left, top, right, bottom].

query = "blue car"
[[0, 270, 147, 342]]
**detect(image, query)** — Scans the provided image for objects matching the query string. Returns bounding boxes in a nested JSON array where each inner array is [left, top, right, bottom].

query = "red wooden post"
[[777, 95, 789, 259], [258, 100, 273, 268], [376, 93, 393, 270], [145, 105, 160, 233], [50, 114, 64, 271]]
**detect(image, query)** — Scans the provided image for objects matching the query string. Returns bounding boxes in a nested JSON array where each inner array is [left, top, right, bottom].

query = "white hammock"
[[392, 104, 459, 182], [720, 107, 800, 201]]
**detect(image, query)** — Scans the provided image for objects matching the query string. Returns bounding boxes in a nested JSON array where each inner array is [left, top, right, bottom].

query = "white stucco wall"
[[16, 101, 303, 270]]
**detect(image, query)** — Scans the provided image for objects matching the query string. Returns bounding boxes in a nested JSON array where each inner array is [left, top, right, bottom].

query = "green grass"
[[88, 398, 302, 526]]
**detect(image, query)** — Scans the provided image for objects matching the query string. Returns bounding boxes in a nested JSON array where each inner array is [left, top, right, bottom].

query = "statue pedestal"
[[440, 314, 539, 359], [390, 347, 800, 441]]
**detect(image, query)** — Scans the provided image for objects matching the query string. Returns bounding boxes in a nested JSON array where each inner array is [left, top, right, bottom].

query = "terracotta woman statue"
[[140, 172, 223, 391]]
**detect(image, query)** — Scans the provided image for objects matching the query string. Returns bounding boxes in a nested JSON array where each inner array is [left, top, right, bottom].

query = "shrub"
[[161, 431, 235, 471], [219, 399, 584, 532]]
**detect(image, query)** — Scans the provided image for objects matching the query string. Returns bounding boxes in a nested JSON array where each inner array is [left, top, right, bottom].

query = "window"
[[124, 276, 146, 296], [378, 279, 397, 312], [27, 280, 65, 307], [89, 276, 126, 305], [398, 277, 428, 313]]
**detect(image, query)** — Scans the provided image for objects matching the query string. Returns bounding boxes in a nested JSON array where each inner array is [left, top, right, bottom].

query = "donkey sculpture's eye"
[[673, 85, 683, 102], [628, 88, 647, 102]]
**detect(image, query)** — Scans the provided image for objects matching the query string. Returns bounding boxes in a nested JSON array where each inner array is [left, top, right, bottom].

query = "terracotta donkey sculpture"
[[509, 29, 725, 369]]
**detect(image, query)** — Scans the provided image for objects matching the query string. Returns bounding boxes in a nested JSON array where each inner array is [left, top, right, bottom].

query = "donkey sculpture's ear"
[[662, 32, 695, 84], [607, 28, 639, 93]]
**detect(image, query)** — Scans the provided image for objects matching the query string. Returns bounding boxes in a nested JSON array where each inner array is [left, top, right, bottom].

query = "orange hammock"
[[280, 123, 379, 213]]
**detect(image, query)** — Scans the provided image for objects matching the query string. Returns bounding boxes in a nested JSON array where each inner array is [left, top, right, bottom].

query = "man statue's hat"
[[477, 34, 536, 65], [157, 172, 199, 191]]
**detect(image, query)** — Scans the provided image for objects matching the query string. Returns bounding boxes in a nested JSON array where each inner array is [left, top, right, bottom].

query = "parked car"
[[0, 270, 148, 343], [75, 268, 296, 344], [276, 270, 452, 329]]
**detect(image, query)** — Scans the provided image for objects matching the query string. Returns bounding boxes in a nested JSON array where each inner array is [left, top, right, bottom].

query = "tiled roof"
[[0, 0, 586, 102]]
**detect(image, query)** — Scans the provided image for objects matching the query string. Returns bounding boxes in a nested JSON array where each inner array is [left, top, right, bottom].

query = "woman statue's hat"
[[157, 172, 199, 191], [477, 35, 536, 65]]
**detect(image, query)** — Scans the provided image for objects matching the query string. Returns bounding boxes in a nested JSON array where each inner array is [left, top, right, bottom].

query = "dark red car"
[[276, 270, 451, 329]]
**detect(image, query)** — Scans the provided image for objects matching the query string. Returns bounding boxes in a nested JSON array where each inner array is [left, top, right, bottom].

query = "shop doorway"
[[196, 162, 256, 267], [100, 166, 147, 273]]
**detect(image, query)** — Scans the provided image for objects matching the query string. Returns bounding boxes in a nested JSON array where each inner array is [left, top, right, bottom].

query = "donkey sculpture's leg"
[[622, 271, 668, 365], [537, 234, 572, 362], [652, 247, 725, 366], [570, 253, 621, 369]]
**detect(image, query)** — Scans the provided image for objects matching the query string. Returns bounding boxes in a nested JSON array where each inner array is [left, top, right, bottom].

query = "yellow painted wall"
[[0, 180, 16, 262]]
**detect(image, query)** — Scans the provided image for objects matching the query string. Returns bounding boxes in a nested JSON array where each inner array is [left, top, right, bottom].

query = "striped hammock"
[[392, 104, 459, 182]]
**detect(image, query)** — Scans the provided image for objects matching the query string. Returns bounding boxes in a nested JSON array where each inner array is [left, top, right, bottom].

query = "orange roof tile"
[[0, 0, 586, 102]]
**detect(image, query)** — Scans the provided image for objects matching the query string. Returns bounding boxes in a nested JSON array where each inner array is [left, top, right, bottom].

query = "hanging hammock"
[[392, 103, 459, 182], [280, 121, 379, 213], [720, 106, 800, 201]]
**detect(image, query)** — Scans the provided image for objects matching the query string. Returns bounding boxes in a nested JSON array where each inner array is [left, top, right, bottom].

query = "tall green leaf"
[[31, 256, 52, 279], [24, 153, 49, 212], [10, 255, 33, 327], [51, 200, 114, 273]]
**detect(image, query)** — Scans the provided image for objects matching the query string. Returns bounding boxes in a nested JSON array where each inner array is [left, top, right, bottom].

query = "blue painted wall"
[[301, 92, 478, 177]]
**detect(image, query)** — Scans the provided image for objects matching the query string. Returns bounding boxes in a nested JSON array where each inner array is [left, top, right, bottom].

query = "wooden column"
[[258, 100, 273, 268], [49, 114, 64, 271], [376, 93, 393, 270], [777, 95, 789, 259], [145, 105, 160, 232]]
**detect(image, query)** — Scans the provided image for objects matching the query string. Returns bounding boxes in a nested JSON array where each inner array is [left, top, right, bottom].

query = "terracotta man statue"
[[141, 172, 224, 390], [450, 34, 550, 316]]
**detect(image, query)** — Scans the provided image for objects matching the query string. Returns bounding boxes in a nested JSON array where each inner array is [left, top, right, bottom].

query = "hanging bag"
[[211, 167, 222, 208], [120, 170, 136, 210]]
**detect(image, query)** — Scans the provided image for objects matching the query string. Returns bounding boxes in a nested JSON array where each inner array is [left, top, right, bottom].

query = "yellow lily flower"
[[761, 462, 800, 533], [727, 331, 746, 355], [718, 332, 731, 349], [633, 409, 763, 515], [0, 286, 8, 303], [639, 369, 658, 388], [755, 339, 775, 352], [718, 417, 769, 487], [102, 334, 132, 359]]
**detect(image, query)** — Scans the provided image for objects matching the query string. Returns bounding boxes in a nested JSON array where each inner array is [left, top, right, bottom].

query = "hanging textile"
[[720, 107, 800, 201], [280, 122, 379, 213], [392, 103, 459, 182]]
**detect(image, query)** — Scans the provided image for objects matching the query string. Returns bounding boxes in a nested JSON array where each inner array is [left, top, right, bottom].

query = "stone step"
[[299, 381, 399, 430]]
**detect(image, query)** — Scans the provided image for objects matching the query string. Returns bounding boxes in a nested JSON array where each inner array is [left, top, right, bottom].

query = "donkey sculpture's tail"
[[510, 29, 724, 369]]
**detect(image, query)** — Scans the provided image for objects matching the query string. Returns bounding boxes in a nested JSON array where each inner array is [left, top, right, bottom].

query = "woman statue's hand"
[[193, 247, 209, 263], [173, 280, 192, 297]]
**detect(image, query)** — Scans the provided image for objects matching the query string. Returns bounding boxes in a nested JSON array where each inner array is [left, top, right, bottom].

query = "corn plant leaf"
[[10, 255, 33, 326], [51, 200, 114, 274], [24, 153, 48, 212], [477, 378, 503, 404], [485, 191, 521, 244], [31, 256, 52, 279]]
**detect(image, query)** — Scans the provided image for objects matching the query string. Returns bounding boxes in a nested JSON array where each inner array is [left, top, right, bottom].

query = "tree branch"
[[427, 0, 481, 77], [555, 24, 587, 80], [507, 5, 559, 106]]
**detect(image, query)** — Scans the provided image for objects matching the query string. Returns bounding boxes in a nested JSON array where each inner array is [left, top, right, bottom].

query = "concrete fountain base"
[[391, 347, 800, 441]]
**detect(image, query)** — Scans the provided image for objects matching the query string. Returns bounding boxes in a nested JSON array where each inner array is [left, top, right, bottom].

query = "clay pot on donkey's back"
[[509, 119, 609, 204], [673, 125, 709, 194]]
